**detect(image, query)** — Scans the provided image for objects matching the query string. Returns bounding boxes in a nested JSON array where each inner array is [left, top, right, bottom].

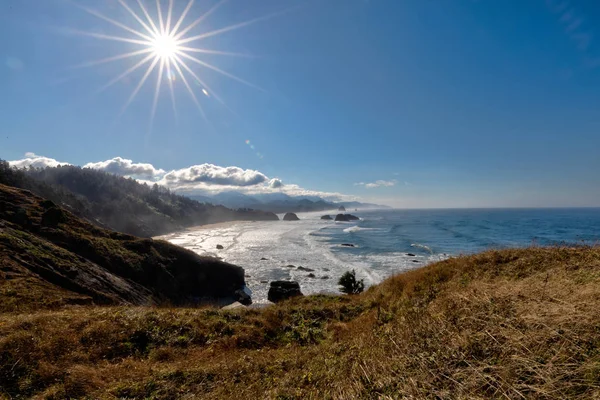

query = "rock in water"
[[283, 212, 300, 221], [216, 244, 224, 249], [334, 214, 360, 222], [338, 206, 346, 212], [321, 215, 333, 220], [341, 243, 355, 247], [335, 214, 348, 222], [297, 266, 314, 271], [268, 281, 303, 303]]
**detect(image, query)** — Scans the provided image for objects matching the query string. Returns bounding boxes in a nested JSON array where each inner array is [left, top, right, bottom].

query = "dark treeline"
[[0, 160, 278, 237]]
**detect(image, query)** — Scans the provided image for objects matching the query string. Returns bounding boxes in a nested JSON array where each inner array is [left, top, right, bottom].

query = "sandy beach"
[[153, 220, 244, 240]]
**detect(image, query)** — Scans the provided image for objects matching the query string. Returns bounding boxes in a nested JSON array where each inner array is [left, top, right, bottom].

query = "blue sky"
[[2, 0, 600, 207]]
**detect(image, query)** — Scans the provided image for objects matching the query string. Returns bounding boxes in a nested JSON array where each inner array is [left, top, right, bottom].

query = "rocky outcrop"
[[268, 281, 303, 303], [320, 215, 332, 220], [0, 184, 249, 311], [283, 213, 300, 221], [41, 206, 66, 227], [221, 301, 245, 310], [335, 214, 360, 222], [234, 289, 252, 305]]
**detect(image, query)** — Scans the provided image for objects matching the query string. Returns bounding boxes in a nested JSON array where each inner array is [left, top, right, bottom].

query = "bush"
[[338, 270, 364, 294]]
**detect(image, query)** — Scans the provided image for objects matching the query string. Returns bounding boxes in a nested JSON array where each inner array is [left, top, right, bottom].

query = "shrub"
[[338, 270, 364, 294]]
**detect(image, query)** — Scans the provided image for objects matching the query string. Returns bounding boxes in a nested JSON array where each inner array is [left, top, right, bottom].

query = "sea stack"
[[335, 214, 359, 222], [283, 212, 300, 221]]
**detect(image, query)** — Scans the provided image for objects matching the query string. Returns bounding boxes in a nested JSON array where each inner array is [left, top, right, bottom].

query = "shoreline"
[[153, 209, 361, 241], [153, 220, 247, 240]]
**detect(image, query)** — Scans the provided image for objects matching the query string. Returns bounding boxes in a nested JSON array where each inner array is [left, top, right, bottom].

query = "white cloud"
[[84, 157, 165, 179], [355, 179, 397, 188], [268, 178, 283, 189], [161, 164, 268, 186], [8, 153, 359, 202], [8, 152, 71, 169]]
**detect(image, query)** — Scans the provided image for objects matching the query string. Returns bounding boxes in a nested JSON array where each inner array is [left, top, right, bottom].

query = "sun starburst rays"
[[71, 0, 266, 128], [96, 52, 156, 94]]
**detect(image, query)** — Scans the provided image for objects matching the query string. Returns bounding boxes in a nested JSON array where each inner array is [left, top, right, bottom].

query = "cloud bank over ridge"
[[8, 153, 356, 202], [162, 164, 268, 187], [8, 152, 71, 169], [83, 157, 165, 179]]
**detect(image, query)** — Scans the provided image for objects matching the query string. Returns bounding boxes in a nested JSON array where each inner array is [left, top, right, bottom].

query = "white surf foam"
[[161, 218, 446, 303], [411, 243, 433, 254], [343, 226, 380, 233]]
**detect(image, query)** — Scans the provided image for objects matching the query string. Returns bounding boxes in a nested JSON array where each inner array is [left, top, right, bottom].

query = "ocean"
[[160, 208, 600, 303]]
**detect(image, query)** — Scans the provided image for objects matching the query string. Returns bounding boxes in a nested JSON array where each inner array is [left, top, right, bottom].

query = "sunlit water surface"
[[160, 208, 600, 303]]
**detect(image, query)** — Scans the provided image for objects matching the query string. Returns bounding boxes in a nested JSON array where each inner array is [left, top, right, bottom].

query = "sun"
[[150, 33, 179, 60], [69, 0, 283, 129]]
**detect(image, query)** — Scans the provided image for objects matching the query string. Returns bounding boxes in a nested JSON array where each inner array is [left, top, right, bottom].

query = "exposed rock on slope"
[[0, 184, 247, 312], [267, 281, 303, 302]]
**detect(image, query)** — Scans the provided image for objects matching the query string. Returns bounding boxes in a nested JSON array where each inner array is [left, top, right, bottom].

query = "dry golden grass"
[[2, 246, 600, 399]]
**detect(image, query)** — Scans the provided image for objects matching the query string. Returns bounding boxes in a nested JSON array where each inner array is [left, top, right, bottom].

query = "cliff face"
[[0, 184, 246, 312]]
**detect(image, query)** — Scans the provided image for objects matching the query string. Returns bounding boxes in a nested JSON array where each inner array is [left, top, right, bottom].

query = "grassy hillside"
[[0, 183, 248, 313], [0, 161, 278, 237], [2, 246, 600, 398]]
